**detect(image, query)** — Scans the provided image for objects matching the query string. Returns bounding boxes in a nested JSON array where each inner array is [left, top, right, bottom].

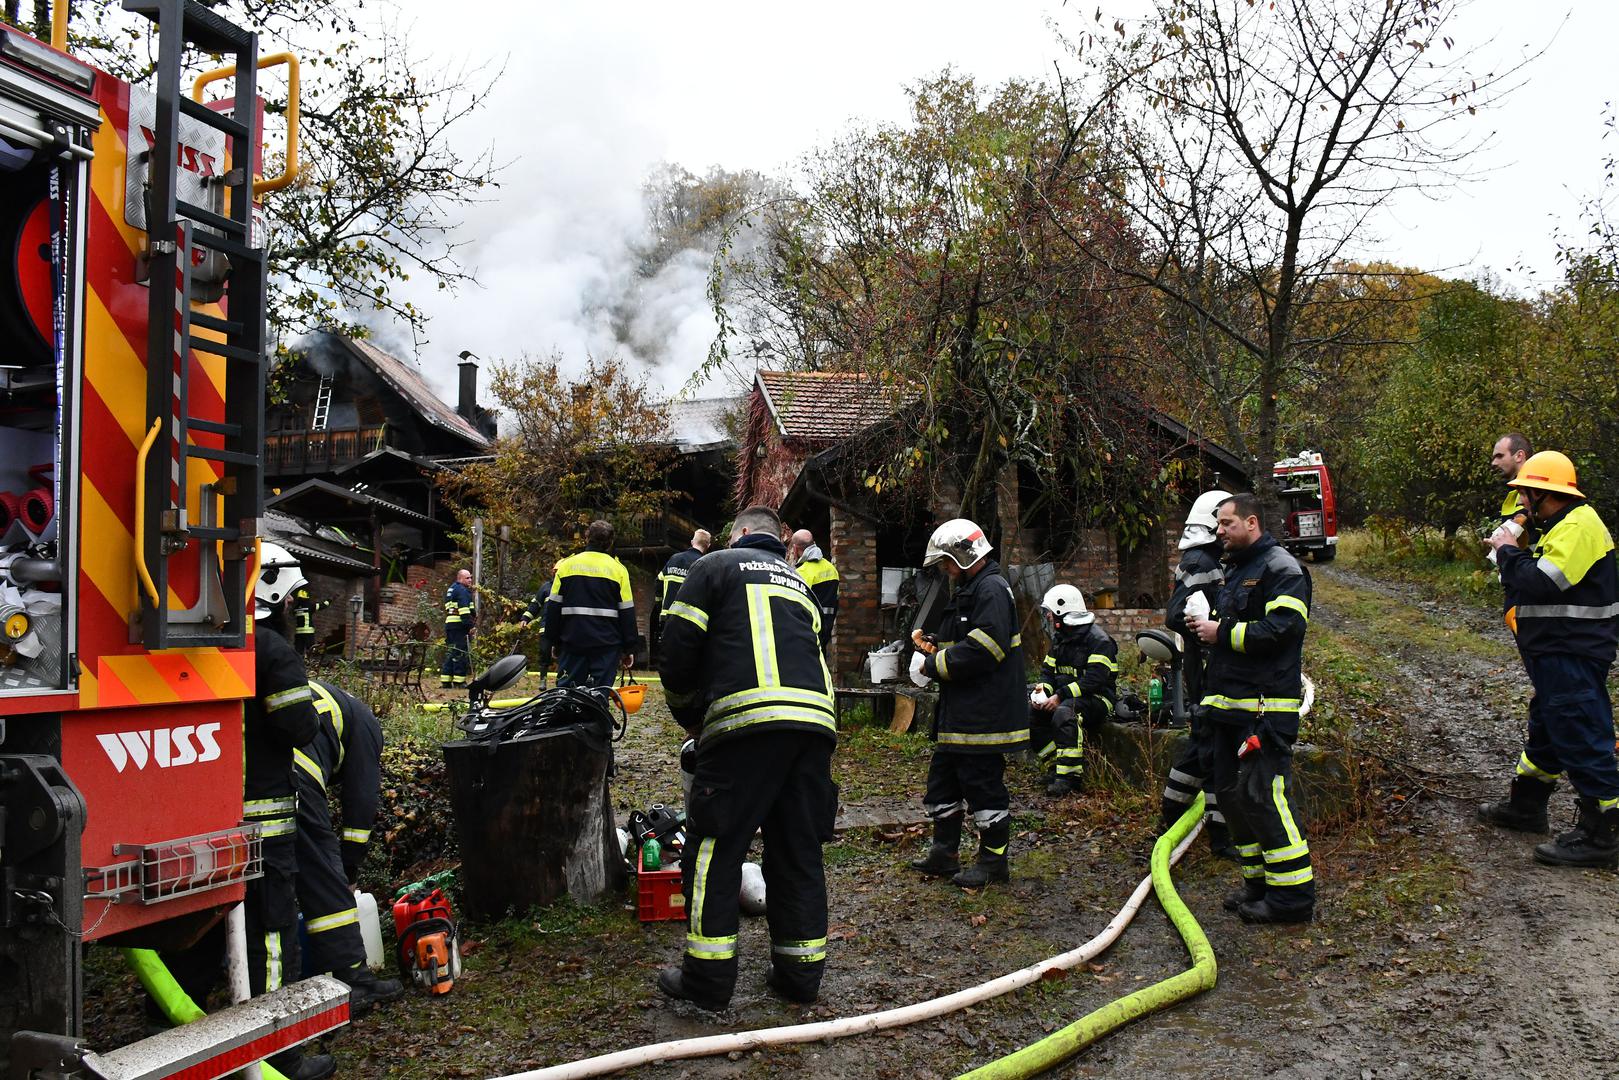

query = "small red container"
[[636, 849, 685, 923]]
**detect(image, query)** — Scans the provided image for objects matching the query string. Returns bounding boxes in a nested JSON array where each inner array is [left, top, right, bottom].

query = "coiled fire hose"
[[955, 793, 1218, 1077], [491, 796, 1209, 1080]]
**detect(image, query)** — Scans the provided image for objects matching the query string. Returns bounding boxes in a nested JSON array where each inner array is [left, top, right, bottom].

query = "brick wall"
[[829, 507, 880, 681]]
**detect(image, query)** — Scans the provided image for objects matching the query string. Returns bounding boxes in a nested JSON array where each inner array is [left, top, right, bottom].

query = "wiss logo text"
[[96, 724, 223, 774]]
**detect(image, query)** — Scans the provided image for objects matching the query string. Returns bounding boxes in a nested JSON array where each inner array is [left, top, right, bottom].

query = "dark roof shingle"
[[756, 371, 907, 442]]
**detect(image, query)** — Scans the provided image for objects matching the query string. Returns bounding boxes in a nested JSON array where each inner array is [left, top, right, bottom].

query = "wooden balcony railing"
[[264, 425, 388, 475]]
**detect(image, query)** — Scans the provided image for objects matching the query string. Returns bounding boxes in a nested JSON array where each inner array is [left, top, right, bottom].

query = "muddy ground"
[[84, 561, 1619, 1078]]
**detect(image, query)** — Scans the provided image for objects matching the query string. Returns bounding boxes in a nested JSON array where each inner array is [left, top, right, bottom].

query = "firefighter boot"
[[268, 1051, 336, 1080], [1222, 880, 1265, 912], [1534, 797, 1619, 869], [909, 814, 963, 877], [953, 819, 1011, 889], [339, 964, 405, 1017], [1046, 774, 1080, 797], [1477, 777, 1553, 834], [656, 967, 729, 1012]]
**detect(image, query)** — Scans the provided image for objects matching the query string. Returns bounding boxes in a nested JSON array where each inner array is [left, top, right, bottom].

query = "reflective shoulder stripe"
[[1536, 506, 1615, 590], [668, 601, 709, 631], [265, 685, 313, 712], [1516, 602, 1619, 620], [967, 627, 1006, 663], [294, 749, 326, 790], [342, 827, 372, 844], [1181, 569, 1223, 588], [1265, 595, 1310, 622], [1086, 653, 1119, 672]]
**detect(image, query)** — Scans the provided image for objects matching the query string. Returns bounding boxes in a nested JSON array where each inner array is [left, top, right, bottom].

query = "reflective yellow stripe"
[[1265, 865, 1315, 887], [1266, 595, 1310, 622], [1201, 695, 1302, 713], [265, 686, 312, 712], [668, 601, 709, 631], [258, 819, 295, 838], [342, 827, 371, 843], [1534, 504, 1615, 590], [702, 705, 837, 743], [967, 627, 1005, 662], [747, 584, 780, 688], [937, 728, 1029, 747], [1265, 841, 1310, 862], [265, 931, 282, 991], [1065, 681, 1082, 698], [1231, 623, 1248, 653], [307, 908, 359, 934], [1271, 774, 1308, 861], [244, 797, 296, 815], [935, 650, 951, 681], [771, 937, 828, 962], [686, 933, 738, 960], [1516, 752, 1560, 783], [1010, 633, 1022, 648], [708, 683, 835, 718], [293, 749, 325, 790], [690, 837, 715, 937], [1086, 653, 1119, 672]]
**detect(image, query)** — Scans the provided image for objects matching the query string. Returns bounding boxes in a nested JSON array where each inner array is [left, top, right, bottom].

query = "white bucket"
[[868, 650, 900, 684]]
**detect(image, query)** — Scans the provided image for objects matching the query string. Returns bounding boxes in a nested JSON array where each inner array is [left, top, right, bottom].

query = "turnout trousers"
[[441, 626, 470, 686], [1515, 653, 1619, 804], [1206, 713, 1315, 915], [1029, 698, 1110, 781], [293, 769, 367, 975], [923, 750, 1010, 849], [681, 730, 837, 1004], [556, 645, 620, 689], [163, 841, 300, 1004], [1161, 707, 1227, 830]]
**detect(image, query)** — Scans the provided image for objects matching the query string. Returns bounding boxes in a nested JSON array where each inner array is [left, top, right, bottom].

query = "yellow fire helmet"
[[1508, 451, 1584, 499]]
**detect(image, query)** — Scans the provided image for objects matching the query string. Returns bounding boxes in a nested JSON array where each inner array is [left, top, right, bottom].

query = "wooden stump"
[[443, 728, 624, 920]]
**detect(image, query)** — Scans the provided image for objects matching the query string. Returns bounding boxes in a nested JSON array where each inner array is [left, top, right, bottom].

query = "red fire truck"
[[2, 2, 347, 1074], [1273, 450, 1339, 562]]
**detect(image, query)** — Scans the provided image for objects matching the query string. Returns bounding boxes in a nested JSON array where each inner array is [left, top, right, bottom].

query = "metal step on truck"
[[2, 2, 348, 1075]]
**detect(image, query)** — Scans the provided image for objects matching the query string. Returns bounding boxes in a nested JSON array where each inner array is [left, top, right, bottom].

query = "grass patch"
[[834, 724, 934, 801], [1339, 526, 1499, 613], [1314, 574, 1514, 665]]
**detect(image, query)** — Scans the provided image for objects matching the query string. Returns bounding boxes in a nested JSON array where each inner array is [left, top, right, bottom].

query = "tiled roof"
[[344, 338, 492, 450], [755, 371, 907, 442], [661, 396, 744, 452]]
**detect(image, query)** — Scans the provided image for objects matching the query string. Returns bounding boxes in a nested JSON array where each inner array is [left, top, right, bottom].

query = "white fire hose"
[[488, 824, 1201, 1080]]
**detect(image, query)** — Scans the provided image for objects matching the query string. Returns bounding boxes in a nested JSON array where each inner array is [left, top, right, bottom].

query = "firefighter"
[[1480, 451, 1619, 868], [1028, 584, 1117, 796], [1185, 493, 1315, 925], [788, 529, 839, 652], [293, 679, 404, 1015], [1489, 433, 1533, 523], [440, 567, 475, 688], [291, 584, 330, 657], [649, 529, 712, 660], [160, 543, 332, 1080], [1159, 489, 1239, 859], [906, 518, 1026, 888], [542, 520, 638, 688], [656, 504, 838, 1011]]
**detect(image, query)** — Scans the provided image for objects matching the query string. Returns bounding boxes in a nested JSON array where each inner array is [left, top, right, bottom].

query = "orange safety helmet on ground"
[[1507, 450, 1584, 499]]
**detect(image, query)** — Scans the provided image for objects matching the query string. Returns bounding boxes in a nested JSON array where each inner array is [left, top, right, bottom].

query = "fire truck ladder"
[[126, 0, 266, 650]]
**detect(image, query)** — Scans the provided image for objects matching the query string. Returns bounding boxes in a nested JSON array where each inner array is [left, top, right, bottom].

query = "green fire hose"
[[956, 795, 1218, 1079], [124, 948, 291, 1080]]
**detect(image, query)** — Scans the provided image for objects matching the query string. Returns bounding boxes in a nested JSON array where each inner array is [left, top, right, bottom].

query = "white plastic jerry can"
[[355, 890, 384, 970]]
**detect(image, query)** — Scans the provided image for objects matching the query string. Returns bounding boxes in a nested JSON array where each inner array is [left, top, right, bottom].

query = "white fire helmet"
[[923, 518, 993, 570], [255, 541, 308, 620], [1041, 583, 1094, 628], [1179, 489, 1234, 550]]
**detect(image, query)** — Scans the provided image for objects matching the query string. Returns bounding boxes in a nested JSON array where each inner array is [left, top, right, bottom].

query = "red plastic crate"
[[636, 849, 685, 923]]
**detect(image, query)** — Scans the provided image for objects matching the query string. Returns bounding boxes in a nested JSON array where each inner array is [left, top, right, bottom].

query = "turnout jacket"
[[1498, 501, 1618, 664], [295, 680, 385, 882], [1167, 544, 1224, 639], [543, 549, 637, 652], [658, 533, 836, 749], [443, 581, 474, 630], [921, 560, 1027, 754], [1035, 623, 1118, 710], [1202, 534, 1311, 731], [292, 587, 329, 639], [796, 546, 840, 650], [247, 626, 322, 868], [650, 546, 704, 643]]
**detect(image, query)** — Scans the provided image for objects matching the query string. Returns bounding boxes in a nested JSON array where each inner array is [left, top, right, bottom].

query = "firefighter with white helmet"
[[1159, 489, 1239, 859], [907, 519, 1026, 888], [162, 541, 333, 1079], [1028, 584, 1118, 796]]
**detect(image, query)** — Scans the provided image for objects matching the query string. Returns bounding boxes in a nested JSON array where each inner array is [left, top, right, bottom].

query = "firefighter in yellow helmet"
[[1480, 452, 1619, 868]]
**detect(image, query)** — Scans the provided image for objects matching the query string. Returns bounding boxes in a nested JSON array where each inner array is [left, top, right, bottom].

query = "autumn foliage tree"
[[438, 353, 674, 590]]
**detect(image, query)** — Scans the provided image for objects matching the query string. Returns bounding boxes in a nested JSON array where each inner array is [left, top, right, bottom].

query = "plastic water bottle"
[[1148, 677, 1164, 710], [355, 891, 384, 970], [641, 836, 662, 872]]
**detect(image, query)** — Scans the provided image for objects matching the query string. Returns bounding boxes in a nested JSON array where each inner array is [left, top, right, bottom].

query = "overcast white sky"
[[352, 0, 1616, 397]]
